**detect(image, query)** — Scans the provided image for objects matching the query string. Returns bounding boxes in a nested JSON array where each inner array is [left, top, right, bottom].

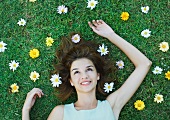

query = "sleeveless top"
[[63, 100, 116, 120]]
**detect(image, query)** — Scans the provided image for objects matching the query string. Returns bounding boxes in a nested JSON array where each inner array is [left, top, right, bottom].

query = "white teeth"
[[81, 82, 90, 85]]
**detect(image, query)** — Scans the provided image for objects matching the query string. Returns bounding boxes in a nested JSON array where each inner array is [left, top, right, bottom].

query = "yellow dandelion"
[[121, 12, 129, 21], [29, 49, 40, 59], [10, 83, 19, 93], [46, 37, 54, 46], [165, 71, 170, 80], [134, 100, 145, 110]]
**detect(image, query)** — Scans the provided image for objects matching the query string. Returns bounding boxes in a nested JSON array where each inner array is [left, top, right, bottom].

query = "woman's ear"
[[70, 79, 74, 86], [97, 73, 100, 80]]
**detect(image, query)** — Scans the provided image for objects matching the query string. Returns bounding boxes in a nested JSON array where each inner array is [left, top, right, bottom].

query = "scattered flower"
[[97, 43, 109, 56], [134, 100, 145, 110], [154, 94, 164, 103], [87, 0, 98, 10], [50, 74, 62, 87], [17, 18, 26, 26], [10, 83, 19, 93], [0, 41, 7, 52], [29, 49, 40, 59], [116, 60, 124, 69], [141, 6, 149, 14], [141, 29, 151, 38], [159, 42, 169, 52], [103, 82, 114, 93], [9, 60, 19, 72], [30, 71, 40, 82], [152, 66, 163, 75], [71, 34, 81, 43], [29, 0, 36, 2], [120, 12, 129, 21], [57, 5, 68, 14], [165, 71, 170, 80], [46, 37, 54, 46]]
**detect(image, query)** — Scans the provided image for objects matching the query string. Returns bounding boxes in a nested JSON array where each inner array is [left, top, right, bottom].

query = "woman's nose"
[[81, 72, 88, 79]]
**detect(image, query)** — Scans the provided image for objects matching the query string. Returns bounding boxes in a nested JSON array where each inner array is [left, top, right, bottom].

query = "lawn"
[[0, 0, 169, 120]]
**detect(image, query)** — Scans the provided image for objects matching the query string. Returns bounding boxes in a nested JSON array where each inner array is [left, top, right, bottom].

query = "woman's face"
[[70, 58, 100, 93]]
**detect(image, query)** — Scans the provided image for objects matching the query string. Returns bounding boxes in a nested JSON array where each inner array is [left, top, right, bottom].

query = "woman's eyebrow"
[[71, 68, 78, 71], [86, 65, 94, 68]]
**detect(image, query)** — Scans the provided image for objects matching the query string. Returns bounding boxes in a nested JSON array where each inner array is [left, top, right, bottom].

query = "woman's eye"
[[74, 71, 79, 75], [87, 68, 93, 71]]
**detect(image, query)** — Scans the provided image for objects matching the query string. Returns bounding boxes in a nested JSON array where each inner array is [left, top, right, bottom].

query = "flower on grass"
[[159, 42, 169, 52], [72, 34, 81, 43], [29, 0, 36, 2], [152, 66, 163, 75], [29, 49, 40, 59], [57, 5, 68, 14], [97, 43, 109, 56], [87, 0, 98, 10], [30, 71, 40, 82], [0, 41, 7, 52], [46, 37, 54, 46], [10, 83, 19, 93], [120, 12, 129, 21], [134, 100, 145, 110], [141, 6, 149, 14], [154, 94, 164, 103], [9, 60, 19, 72], [141, 29, 151, 38], [17, 18, 26, 26], [165, 71, 170, 80], [104, 82, 114, 93], [116, 60, 124, 69], [50, 74, 62, 87]]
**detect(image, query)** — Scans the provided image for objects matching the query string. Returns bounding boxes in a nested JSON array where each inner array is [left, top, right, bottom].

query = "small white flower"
[[30, 71, 40, 82], [97, 43, 109, 56], [17, 18, 26, 26], [152, 66, 163, 75], [104, 82, 114, 93], [0, 41, 7, 52], [141, 29, 151, 38], [50, 74, 62, 87], [72, 34, 81, 43], [57, 5, 68, 14], [116, 60, 124, 69], [87, 0, 98, 10], [154, 94, 164, 103], [9, 60, 19, 72], [141, 6, 149, 14], [29, 0, 36, 2], [159, 42, 169, 52]]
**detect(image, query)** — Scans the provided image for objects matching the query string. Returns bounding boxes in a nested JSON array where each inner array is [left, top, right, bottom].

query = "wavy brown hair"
[[52, 33, 117, 102]]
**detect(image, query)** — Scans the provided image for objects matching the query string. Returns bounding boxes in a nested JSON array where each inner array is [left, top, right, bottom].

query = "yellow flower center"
[[144, 31, 148, 35], [13, 86, 17, 90], [55, 78, 59, 82], [162, 44, 166, 48], [33, 74, 37, 78], [21, 21, 24, 24], [0, 44, 3, 48], [144, 8, 147, 11], [61, 8, 65, 13], [101, 48, 105, 52], [118, 63, 122, 66], [108, 86, 111, 89], [13, 63, 16, 68], [74, 37, 78, 41], [137, 103, 142, 107], [90, 2, 94, 6], [157, 96, 161, 100], [32, 51, 37, 55]]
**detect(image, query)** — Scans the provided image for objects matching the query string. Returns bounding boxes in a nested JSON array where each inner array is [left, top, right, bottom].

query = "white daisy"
[[50, 74, 62, 87], [9, 60, 19, 72], [159, 42, 169, 52], [152, 66, 163, 75], [71, 34, 81, 43], [87, 0, 98, 10], [116, 60, 124, 69], [0, 41, 7, 52], [30, 71, 40, 82], [141, 29, 151, 38], [57, 5, 68, 14], [104, 82, 114, 93], [141, 6, 149, 14], [17, 18, 26, 26], [97, 43, 109, 56], [154, 94, 164, 103]]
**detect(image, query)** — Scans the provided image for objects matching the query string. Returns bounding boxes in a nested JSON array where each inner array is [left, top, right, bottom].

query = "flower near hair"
[[29, 0, 36, 2], [50, 74, 62, 87], [17, 18, 26, 26], [103, 82, 114, 93], [10, 83, 19, 93], [141, 29, 151, 38], [134, 100, 145, 110], [57, 5, 68, 14], [120, 12, 129, 21], [116, 60, 124, 69], [46, 37, 54, 46], [87, 0, 98, 10], [0, 41, 7, 52], [29, 49, 40, 58], [141, 6, 149, 14], [30, 71, 40, 82], [154, 94, 164, 103], [152, 66, 163, 75], [159, 42, 169, 52], [97, 43, 109, 56], [71, 34, 81, 43], [9, 60, 19, 72], [165, 71, 170, 80]]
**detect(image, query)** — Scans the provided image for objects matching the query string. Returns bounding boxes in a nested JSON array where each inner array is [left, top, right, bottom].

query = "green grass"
[[0, 0, 170, 120]]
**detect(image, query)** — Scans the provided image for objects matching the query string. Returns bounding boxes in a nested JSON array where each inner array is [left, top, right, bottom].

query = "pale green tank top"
[[64, 100, 116, 120]]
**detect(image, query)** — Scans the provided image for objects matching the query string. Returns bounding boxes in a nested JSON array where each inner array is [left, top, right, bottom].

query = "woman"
[[22, 20, 152, 120]]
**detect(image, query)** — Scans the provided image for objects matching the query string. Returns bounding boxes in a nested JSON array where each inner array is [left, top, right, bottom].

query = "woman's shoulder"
[[47, 105, 64, 120]]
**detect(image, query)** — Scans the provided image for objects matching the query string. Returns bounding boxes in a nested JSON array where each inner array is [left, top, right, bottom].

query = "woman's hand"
[[88, 20, 114, 39]]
